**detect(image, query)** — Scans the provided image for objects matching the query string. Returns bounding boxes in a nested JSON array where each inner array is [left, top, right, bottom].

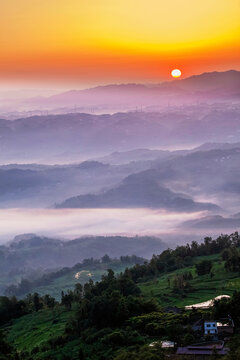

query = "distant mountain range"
[[1, 102, 240, 163], [95, 142, 240, 165], [0, 234, 166, 271], [95, 148, 171, 165], [56, 145, 240, 213], [1, 142, 240, 213], [20, 70, 239, 111], [0, 160, 152, 207], [181, 213, 240, 229], [169, 70, 240, 92]]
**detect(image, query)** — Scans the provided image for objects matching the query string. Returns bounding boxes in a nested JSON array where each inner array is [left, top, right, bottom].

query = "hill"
[[56, 146, 240, 212], [181, 214, 240, 229], [139, 253, 240, 308], [174, 70, 240, 94], [6, 253, 240, 354], [2, 232, 240, 360], [4, 255, 146, 300], [1, 102, 240, 164], [174, 69, 240, 92], [0, 235, 166, 295], [1, 142, 240, 212], [28, 70, 240, 108], [56, 174, 219, 211], [0, 159, 151, 207], [95, 148, 171, 165]]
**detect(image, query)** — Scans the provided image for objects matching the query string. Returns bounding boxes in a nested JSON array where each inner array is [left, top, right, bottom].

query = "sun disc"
[[171, 69, 181, 78]]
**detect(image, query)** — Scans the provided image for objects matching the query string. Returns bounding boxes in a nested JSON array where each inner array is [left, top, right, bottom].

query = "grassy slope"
[[5, 306, 74, 353], [22, 262, 130, 300], [139, 254, 240, 307], [5, 254, 240, 356]]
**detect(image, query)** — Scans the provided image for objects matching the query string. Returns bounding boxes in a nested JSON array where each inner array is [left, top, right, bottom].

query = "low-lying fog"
[[0, 208, 237, 245]]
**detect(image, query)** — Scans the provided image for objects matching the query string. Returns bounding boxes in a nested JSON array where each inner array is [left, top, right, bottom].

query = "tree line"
[[124, 232, 240, 283]]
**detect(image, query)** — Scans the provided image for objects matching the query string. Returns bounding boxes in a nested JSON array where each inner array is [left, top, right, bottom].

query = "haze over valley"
[[0, 70, 239, 286]]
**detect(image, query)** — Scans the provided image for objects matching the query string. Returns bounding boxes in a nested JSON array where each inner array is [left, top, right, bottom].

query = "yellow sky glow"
[[0, 0, 239, 86]]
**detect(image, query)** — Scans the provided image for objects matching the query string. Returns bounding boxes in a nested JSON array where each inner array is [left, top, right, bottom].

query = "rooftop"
[[176, 341, 229, 356]]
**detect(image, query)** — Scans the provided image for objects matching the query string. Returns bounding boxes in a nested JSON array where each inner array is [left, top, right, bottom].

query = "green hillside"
[[139, 253, 240, 307], [24, 262, 131, 300], [29, 253, 240, 305], [2, 233, 240, 360], [4, 256, 145, 300], [6, 307, 74, 354], [4, 252, 240, 359], [6, 307, 82, 359]]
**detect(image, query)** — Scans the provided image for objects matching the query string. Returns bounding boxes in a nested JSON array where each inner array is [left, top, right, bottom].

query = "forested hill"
[[4, 255, 146, 300], [0, 235, 166, 296], [124, 232, 240, 282], [1, 232, 240, 360]]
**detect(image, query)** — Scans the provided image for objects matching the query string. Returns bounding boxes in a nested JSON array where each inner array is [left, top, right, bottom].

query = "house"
[[204, 321, 218, 335], [191, 316, 234, 340], [217, 316, 235, 338], [176, 340, 229, 359]]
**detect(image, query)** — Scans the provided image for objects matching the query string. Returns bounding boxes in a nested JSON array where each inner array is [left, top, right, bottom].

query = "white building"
[[204, 321, 218, 335]]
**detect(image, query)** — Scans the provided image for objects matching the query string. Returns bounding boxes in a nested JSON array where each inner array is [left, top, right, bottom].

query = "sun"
[[171, 69, 181, 78]]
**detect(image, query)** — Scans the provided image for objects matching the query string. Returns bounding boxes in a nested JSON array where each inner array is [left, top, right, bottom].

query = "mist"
[[0, 208, 204, 244], [0, 70, 239, 292]]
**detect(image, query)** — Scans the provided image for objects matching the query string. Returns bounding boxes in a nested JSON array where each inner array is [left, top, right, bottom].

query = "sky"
[[0, 0, 240, 88]]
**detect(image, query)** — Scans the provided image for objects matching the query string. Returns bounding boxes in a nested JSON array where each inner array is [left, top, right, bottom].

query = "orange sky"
[[0, 0, 240, 88]]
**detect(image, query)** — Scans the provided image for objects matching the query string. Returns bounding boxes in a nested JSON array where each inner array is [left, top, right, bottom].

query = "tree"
[[224, 334, 240, 360], [33, 293, 43, 312], [0, 330, 17, 359], [43, 294, 55, 309], [221, 248, 230, 261], [196, 260, 212, 276], [61, 290, 74, 309], [101, 254, 111, 263], [74, 283, 83, 301], [224, 248, 240, 273], [78, 347, 85, 360], [172, 272, 192, 292]]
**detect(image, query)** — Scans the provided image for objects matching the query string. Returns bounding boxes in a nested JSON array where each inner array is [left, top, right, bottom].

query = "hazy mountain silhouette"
[[1, 103, 240, 163], [181, 214, 240, 229], [23, 70, 240, 109], [56, 175, 219, 212], [0, 160, 152, 207], [174, 70, 240, 92], [95, 148, 172, 165], [56, 146, 240, 212], [1, 234, 166, 270]]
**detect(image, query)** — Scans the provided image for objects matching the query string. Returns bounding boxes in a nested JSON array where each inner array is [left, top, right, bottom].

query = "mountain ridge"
[[23, 70, 240, 108]]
